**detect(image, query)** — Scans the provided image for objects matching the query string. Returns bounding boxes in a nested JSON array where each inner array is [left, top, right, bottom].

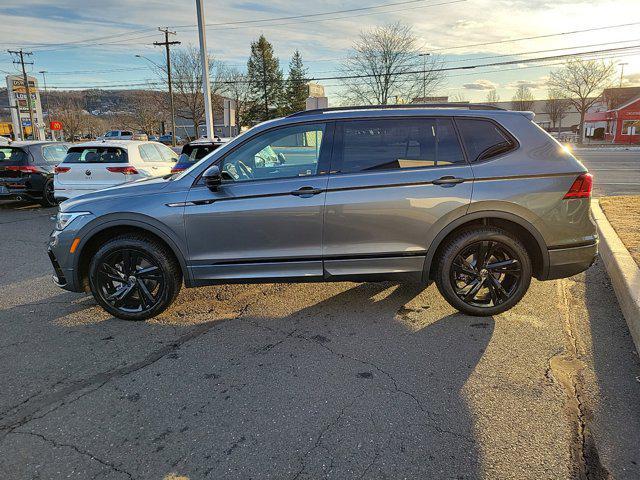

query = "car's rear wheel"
[[88, 235, 182, 320], [40, 179, 57, 207], [435, 227, 532, 316]]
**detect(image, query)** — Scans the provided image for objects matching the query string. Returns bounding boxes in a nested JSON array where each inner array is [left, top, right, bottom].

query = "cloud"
[[507, 78, 548, 89], [462, 79, 498, 90]]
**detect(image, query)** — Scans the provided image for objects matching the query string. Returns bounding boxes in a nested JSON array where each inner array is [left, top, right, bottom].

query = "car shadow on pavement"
[[173, 281, 497, 479], [581, 263, 640, 478]]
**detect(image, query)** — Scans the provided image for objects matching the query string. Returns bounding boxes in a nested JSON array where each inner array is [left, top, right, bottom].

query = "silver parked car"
[[48, 104, 597, 320]]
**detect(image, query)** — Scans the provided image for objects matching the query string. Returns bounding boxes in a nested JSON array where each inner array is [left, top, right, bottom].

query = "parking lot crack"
[[13, 430, 134, 479]]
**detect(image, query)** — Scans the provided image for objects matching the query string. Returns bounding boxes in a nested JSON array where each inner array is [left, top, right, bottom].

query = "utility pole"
[[619, 62, 628, 87], [154, 28, 180, 147], [418, 53, 431, 100], [196, 0, 214, 139], [8, 49, 37, 140], [262, 56, 268, 120], [39, 70, 49, 140]]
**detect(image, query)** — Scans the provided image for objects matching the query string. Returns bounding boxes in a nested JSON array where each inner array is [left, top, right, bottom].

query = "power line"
[[41, 44, 640, 89]]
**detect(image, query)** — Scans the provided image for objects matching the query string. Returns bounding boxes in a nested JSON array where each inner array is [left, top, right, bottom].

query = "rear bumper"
[[545, 240, 598, 280]]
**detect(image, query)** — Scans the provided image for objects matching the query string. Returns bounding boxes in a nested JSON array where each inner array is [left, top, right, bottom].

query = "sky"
[[1, 0, 639, 104]]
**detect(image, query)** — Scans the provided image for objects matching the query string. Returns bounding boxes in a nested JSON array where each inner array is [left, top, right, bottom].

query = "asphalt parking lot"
[[1, 200, 640, 480], [574, 149, 640, 197]]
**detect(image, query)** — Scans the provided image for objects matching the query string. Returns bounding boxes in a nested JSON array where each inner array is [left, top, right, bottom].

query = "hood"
[[60, 175, 172, 212]]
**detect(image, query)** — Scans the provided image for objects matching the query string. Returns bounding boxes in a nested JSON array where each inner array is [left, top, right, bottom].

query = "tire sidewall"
[[436, 228, 532, 317], [88, 238, 177, 321]]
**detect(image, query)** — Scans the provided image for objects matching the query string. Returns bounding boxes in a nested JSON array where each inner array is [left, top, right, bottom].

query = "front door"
[[184, 122, 332, 282], [323, 117, 474, 278]]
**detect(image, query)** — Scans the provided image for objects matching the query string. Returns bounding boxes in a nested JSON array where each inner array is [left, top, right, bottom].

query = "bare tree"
[[50, 95, 85, 141], [339, 22, 444, 105], [450, 92, 468, 103], [511, 85, 534, 111], [128, 90, 167, 134], [486, 89, 500, 105], [548, 59, 615, 141], [157, 45, 225, 138], [220, 67, 252, 130], [543, 89, 571, 130]]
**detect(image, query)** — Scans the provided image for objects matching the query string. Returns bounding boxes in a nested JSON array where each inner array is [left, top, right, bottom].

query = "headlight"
[[55, 211, 91, 231]]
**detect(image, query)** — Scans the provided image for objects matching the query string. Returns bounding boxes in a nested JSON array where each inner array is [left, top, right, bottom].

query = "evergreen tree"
[[246, 35, 284, 122], [284, 50, 308, 115]]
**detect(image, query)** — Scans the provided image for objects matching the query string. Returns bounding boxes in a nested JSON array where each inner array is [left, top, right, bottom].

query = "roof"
[[70, 140, 151, 149], [10, 140, 65, 147]]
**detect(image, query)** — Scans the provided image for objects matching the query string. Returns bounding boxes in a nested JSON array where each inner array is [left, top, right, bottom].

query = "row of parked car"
[[0, 137, 228, 206]]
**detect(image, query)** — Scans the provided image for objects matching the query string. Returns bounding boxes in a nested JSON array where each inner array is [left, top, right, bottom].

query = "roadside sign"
[[21, 120, 31, 127], [50, 121, 62, 131]]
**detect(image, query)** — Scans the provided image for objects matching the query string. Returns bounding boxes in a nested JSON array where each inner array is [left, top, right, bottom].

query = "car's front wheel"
[[435, 227, 532, 316], [88, 235, 182, 320]]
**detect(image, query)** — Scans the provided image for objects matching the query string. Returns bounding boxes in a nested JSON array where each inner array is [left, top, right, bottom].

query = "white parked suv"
[[53, 140, 178, 201], [97, 130, 134, 141]]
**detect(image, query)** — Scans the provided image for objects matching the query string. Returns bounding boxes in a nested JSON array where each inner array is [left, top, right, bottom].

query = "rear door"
[[137, 143, 169, 177], [323, 117, 474, 278], [55, 146, 139, 196], [153, 142, 179, 175]]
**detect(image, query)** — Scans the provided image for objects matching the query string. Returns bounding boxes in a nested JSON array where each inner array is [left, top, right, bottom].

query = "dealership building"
[[584, 87, 640, 144]]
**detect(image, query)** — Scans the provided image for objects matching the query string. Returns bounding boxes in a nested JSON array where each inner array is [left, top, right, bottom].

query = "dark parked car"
[[159, 134, 182, 145], [171, 138, 229, 173], [0, 141, 70, 206], [49, 104, 597, 320]]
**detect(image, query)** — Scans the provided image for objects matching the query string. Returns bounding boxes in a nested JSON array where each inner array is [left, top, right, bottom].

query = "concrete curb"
[[592, 200, 640, 355]]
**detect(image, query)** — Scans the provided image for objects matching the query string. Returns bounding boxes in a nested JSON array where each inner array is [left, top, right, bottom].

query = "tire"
[[88, 235, 182, 320], [40, 179, 57, 208], [435, 227, 532, 317]]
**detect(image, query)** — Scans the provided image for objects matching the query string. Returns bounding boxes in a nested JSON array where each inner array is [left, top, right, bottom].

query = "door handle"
[[432, 176, 465, 186], [290, 186, 323, 197]]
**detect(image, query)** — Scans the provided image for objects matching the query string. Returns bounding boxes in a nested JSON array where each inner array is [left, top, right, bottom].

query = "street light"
[[418, 53, 431, 100], [135, 53, 176, 145], [38, 70, 49, 140]]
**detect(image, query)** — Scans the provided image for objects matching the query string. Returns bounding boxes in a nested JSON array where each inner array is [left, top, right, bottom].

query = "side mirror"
[[203, 165, 222, 191]]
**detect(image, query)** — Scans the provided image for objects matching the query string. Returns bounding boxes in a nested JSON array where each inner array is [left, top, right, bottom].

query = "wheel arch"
[[422, 210, 549, 282], [73, 215, 191, 292]]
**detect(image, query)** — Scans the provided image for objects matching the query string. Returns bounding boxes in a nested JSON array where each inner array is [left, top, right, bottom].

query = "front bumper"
[[545, 240, 598, 280]]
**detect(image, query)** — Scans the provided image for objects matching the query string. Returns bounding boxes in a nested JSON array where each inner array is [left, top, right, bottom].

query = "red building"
[[585, 94, 640, 144]]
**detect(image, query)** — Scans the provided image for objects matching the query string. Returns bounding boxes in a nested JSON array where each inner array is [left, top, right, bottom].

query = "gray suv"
[[48, 104, 597, 320]]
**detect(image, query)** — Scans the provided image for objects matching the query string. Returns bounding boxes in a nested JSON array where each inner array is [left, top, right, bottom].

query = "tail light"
[[564, 173, 593, 199], [54, 166, 70, 174], [5, 165, 41, 173], [106, 166, 139, 175], [170, 166, 185, 174]]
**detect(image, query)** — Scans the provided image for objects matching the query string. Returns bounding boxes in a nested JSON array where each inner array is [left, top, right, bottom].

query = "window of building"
[[622, 120, 640, 135]]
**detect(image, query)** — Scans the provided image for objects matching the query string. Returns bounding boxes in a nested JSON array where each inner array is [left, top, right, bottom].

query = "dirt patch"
[[599, 195, 640, 268]]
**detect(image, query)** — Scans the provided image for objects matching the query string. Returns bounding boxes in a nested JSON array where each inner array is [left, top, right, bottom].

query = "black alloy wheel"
[[41, 180, 57, 207], [96, 249, 164, 313], [436, 227, 532, 316], [450, 240, 521, 308], [89, 235, 182, 320]]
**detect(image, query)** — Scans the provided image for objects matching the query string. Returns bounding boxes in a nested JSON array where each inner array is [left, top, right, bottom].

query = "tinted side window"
[[456, 119, 515, 162], [220, 123, 326, 182], [337, 118, 464, 173]]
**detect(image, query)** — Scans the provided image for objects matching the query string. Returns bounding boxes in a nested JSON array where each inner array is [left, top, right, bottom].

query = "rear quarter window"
[[63, 147, 128, 164], [41, 144, 69, 164], [456, 118, 517, 162]]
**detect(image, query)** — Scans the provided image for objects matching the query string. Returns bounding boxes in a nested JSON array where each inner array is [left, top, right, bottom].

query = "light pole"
[[38, 70, 49, 139], [619, 62, 628, 87], [418, 53, 431, 101], [136, 53, 177, 145], [196, 0, 214, 139]]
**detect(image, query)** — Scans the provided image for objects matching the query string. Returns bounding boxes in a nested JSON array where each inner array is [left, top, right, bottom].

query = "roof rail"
[[287, 103, 506, 118]]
